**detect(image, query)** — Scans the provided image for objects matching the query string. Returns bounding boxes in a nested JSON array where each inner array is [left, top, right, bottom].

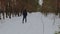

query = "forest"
[[41, 0, 60, 17], [0, 0, 60, 19], [0, 0, 40, 19]]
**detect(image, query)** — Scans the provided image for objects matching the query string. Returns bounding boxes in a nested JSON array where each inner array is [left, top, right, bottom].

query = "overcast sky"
[[39, 0, 43, 5]]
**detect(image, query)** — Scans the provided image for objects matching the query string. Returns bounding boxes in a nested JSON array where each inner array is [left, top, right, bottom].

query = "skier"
[[22, 9, 27, 23]]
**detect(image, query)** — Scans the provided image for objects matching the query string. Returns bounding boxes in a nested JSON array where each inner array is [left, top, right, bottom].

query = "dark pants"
[[22, 16, 27, 23]]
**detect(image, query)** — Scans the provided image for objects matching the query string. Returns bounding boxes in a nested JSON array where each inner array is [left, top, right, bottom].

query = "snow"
[[0, 12, 60, 34]]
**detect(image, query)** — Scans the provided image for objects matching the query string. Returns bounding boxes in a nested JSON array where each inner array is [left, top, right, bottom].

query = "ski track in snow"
[[0, 12, 60, 34]]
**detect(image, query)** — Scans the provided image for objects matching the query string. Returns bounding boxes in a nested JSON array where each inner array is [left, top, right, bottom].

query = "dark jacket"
[[23, 9, 27, 17]]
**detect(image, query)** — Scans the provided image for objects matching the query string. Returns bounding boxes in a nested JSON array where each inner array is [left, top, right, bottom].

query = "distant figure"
[[22, 9, 27, 23]]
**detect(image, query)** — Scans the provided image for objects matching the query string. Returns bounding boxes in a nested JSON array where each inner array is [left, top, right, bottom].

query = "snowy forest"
[[0, 0, 60, 34], [0, 0, 40, 19]]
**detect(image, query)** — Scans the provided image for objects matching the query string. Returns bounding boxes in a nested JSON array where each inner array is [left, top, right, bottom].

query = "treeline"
[[0, 0, 40, 20], [41, 0, 60, 15], [0, 0, 39, 12], [0, 8, 22, 19]]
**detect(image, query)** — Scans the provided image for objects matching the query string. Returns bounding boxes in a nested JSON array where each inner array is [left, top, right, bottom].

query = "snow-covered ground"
[[0, 12, 60, 34]]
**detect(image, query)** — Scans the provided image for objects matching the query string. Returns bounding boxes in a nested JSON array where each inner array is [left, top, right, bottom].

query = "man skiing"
[[22, 9, 27, 23]]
